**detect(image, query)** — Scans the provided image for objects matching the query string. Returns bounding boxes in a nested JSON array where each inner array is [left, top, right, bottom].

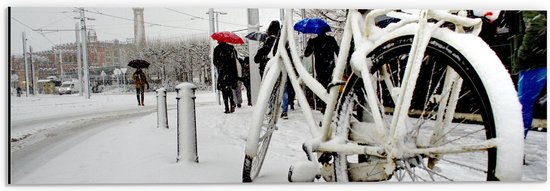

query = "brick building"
[[10, 29, 134, 93]]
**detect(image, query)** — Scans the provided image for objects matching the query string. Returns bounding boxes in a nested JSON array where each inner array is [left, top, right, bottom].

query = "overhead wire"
[[81, 8, 209, 32], [14, 8, 226, 52], [164, 8, 247, 27], [11, 16, 57, 47], [36, 15, 71, 30]]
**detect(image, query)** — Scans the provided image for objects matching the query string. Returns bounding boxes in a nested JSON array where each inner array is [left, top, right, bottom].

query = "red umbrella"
[[211, 31, 244, 44]]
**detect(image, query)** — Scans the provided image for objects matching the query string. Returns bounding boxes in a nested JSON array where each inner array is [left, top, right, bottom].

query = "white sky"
[[6, 0, 548, 55], [9, 7, 281, 54]]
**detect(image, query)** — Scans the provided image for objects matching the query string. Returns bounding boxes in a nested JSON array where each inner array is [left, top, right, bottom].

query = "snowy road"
[[10, 105, 168, 180], [8, 91, 547, 184]]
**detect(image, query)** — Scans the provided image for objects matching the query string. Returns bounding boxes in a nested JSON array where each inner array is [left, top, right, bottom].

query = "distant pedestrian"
[[233, 82, 243, 108], [239, 56, 253, 106], [514, 11, 547, 139], [16, 86, 21, 97], [254, 20, 281, 78], [281, 80, 296, 119], [304, 27, 339, 113], [214, 41, 239, 113], [281, 43, 296, 119], [132, 68, 149, 106]]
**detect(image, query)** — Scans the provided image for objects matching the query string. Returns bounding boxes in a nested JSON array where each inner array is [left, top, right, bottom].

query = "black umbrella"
[[128, 59, 150, 68], [245, 31, 268, 42]]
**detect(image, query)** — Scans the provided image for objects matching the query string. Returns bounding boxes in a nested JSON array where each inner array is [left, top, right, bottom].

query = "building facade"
[[10, 30, 134, 94]]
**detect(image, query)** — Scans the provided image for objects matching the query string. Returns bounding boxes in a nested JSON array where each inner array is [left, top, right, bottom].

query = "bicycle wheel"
[[242, 67, 286, 182], [333, 32, 523, 181]]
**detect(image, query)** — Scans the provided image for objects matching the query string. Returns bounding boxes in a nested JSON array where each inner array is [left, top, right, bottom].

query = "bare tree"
[[119, 35, 212, 91], [291, 9, 348, 43], [141, 40, 175, 89]]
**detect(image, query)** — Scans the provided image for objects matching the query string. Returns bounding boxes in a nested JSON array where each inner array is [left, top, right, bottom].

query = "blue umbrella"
[[293, 18, 331, 34]]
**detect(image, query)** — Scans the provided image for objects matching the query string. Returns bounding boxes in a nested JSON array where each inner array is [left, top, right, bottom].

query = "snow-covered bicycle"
[[242, 9, 524, 182]]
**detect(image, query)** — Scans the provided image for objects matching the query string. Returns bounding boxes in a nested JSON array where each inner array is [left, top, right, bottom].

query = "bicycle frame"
[[246, 8, 496, 177]]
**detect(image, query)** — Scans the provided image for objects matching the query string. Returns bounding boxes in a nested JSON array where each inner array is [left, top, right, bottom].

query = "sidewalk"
[[12, 92, 309, 184]]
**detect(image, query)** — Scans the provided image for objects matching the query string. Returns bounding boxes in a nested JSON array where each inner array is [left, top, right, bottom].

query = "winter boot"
[[281, 112, 288, 119], [224, 101, 230, 114]]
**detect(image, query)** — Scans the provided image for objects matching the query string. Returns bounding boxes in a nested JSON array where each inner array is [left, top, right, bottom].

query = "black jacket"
[[238, 57, 250, 82], [304, 34, 339, 86], [254, 35, 278, 77], [213, 42, 239, 90]]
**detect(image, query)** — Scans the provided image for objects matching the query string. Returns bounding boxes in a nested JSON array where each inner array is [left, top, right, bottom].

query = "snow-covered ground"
[[7, 90, 547, 185]]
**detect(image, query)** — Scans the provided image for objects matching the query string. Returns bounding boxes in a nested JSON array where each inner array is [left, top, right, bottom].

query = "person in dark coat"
[[281, 43, 296, 119], [514, 11, 547, 139], [16, 86, 21, 97], [254, 20, 281, 78], [132, 68, 149, 106], [304, 28, 340, 112], [238, 56, 253, 106], [214, 41, 239, 113]]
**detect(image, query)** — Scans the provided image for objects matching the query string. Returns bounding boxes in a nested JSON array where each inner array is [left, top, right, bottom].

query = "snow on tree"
[[119, 36, 212, 91]]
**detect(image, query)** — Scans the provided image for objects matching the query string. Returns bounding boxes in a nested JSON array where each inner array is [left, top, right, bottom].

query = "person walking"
[[304, 27, 340, 113], [281, 43, 296, 119], [239, 56, 253, 106], [16, 86, 21, 97], [132, 68, 149, 106], [233, 53, 244, 108], [514, 11, 547, 139], [214, 41, 239, 113], [233, 82, 243, 108], [254, 20, 281, 78], [281, 79, 296, 119]]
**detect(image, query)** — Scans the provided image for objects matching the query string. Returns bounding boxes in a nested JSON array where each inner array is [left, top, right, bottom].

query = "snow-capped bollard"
[[175, 83, 199, 163], [156, 88, 169, 129]]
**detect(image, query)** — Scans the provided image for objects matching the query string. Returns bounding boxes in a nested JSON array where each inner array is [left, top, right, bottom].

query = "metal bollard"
[[175, 83, 199, 163], [156, 88, 168, 129]]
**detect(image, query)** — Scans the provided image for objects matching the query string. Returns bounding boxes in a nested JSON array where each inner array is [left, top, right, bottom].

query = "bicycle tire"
[[333, 30, 523, 181], [242, 69, 286, 182]]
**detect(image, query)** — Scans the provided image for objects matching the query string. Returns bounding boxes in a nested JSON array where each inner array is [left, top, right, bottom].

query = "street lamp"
[[206, 10, 228, 32]]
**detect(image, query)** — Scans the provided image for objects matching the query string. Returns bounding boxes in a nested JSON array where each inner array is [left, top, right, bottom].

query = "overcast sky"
[[10, 7, 281, 55], [6, 0, 547, 56]]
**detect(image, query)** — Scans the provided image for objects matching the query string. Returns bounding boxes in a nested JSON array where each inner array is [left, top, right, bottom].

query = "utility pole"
[[214, 11, 227, 32], [59, 50, 64, 82], [208, 8, 221, 105], [247, 9, 260, 104], [22, 32, 29, 96], [280, 9, 285, 22], [30, 46, 36, 95], [79, 8, 91, 99], [75, 22, 83, 96]]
